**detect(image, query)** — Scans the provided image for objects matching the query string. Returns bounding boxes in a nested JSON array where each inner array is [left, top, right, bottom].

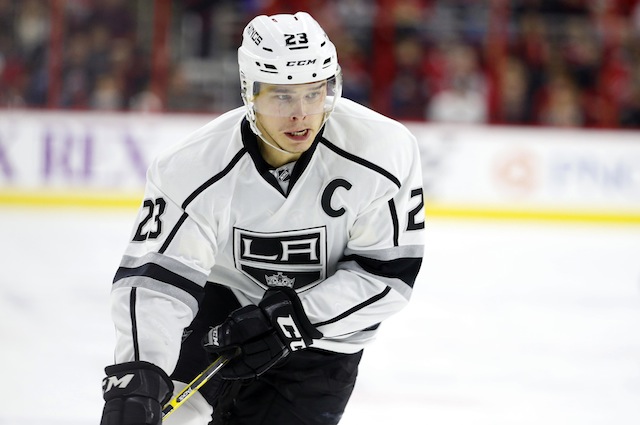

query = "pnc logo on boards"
[[492, 149, 539, 197]]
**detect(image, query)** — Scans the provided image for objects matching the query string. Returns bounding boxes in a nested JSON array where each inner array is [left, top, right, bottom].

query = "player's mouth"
[[284, 129, 311, 141]]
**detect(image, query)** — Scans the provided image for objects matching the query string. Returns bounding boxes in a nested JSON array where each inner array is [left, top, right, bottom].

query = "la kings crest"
[[233, 226, 327, 290]]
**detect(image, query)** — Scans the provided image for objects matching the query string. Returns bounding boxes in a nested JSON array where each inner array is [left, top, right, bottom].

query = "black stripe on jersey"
[[130, 287, 140, 361], [341, 254, 422, 288], [388, 199, 399, 246], [320, 138, 401, 188], [159, 212, 188, 254], [362, 323, 381, 332], [113, 263, 205, 303], [314, 286, 392, 327], [181, 147, 247, 209]]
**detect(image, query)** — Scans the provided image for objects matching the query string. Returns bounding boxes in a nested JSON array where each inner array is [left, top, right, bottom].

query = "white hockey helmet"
[[238, 12, 342, 134]]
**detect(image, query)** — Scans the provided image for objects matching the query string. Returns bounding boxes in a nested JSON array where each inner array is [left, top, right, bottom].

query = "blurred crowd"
[[1, 0, 640, 129]]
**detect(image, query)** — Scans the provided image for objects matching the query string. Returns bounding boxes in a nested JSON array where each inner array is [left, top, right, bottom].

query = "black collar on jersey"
[[240, 118, 325, 197]]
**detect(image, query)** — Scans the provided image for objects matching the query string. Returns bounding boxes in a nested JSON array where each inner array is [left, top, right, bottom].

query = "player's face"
[[254, 81, 327, 165]]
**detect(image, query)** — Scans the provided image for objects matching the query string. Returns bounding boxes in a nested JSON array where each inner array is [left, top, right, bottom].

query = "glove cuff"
[[103, 361, 174, 406]]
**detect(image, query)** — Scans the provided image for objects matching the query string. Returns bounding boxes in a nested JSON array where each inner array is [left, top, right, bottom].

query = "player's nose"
[[289, 98, 308, 120]]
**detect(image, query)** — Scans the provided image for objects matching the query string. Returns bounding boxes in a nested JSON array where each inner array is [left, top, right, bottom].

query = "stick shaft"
[[161, 351, 236, 420]]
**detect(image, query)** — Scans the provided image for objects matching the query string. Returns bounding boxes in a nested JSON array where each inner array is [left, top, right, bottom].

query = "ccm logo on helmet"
[[287, 59, 317, 67]]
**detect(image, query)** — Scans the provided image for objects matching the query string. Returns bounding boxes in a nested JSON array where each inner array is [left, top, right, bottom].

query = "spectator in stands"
[[1, 0, 640, 129], [536, 71, 585, 127], [59, 0, 141, 110], [562, 17, 601, 93], [426, 42, 488, 123], [491, 55, 533, 125], [560, 16, 616, 127], [0, 31, 27, 107], [620, 68, 640, 127], [90, 73, 123, 110], [60, 32, 92, 108], [87, 25, 115, 87], [15, 0, 48, 106], [0, 0, 12, 39], [333, 33, 371, 106], [88, 0, 135, 41], [15, 0, 48, 60], [165, 64, 205, 112], [511, 11, 551, 104], [390, 35, 430, 120]]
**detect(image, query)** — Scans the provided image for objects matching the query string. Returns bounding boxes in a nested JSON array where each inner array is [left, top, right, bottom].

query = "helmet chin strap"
[[259, 135, 297, 155], [250, 120, 298, 155]]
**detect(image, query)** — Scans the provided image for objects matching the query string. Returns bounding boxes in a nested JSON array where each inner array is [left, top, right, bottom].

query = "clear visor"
[[249, 75, 340, 118]]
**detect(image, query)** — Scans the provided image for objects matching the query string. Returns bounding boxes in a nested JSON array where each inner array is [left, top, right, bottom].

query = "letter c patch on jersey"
[[234, 227, 327, 291], [321, 178, 352, 217]]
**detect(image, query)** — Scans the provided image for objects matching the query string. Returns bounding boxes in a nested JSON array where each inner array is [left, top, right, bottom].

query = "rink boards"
[[0, 110, 639, 223]]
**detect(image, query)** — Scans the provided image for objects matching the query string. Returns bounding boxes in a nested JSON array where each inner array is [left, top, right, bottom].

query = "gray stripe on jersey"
[[119, 253, 208, 286], [114, 253, 208, 314], [338, 259, 412, 300], [344, 245, 424, 261], [113, 277, 200, 314]]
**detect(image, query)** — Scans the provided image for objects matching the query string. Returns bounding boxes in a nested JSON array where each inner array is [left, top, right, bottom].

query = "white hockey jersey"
[[110, 98, 425, 373]]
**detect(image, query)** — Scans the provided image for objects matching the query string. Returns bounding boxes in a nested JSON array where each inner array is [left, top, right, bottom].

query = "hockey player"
[[100, 11, 425, 425]]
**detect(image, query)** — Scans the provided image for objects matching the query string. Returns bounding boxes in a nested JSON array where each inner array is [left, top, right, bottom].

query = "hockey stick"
[[162, 349, 239, 421]]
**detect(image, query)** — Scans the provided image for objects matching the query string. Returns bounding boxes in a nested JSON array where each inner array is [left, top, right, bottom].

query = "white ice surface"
[[1, 207, 639, 424]]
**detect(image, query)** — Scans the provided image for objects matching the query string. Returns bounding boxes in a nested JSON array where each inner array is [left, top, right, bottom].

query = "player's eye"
[[305, 91, 321, 102]]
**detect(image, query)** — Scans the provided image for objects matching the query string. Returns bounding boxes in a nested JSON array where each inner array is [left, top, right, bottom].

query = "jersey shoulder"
[[148, 107, 247, 203], [323, 98, 419, 174]]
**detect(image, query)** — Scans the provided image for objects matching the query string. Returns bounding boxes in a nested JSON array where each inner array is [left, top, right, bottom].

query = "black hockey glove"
[[202, 287, 322, 380], [259, 287, 323, 351], [100, 361, 173, 425]]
